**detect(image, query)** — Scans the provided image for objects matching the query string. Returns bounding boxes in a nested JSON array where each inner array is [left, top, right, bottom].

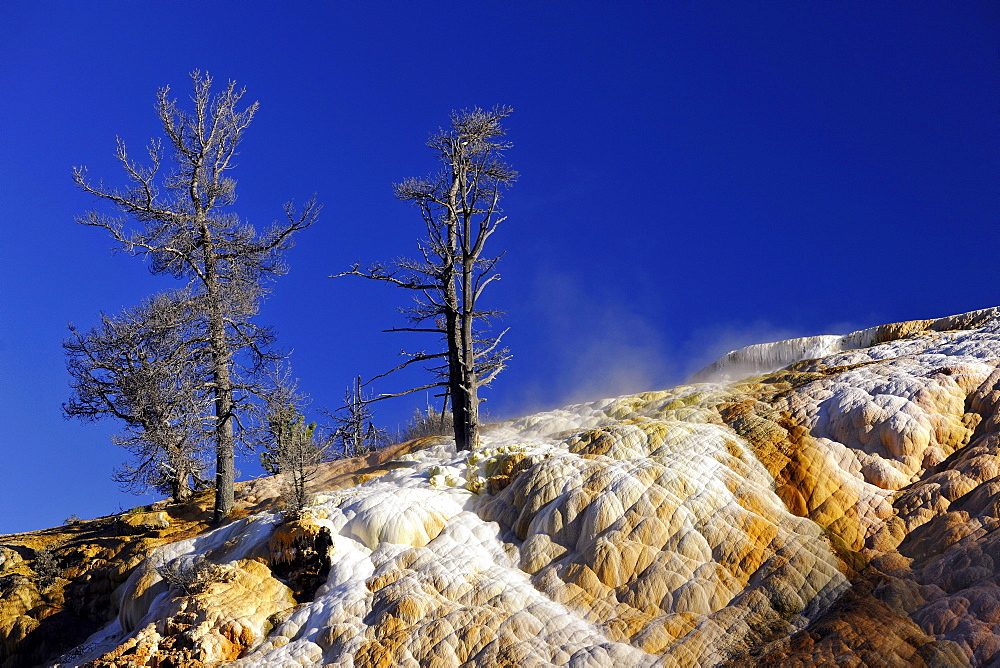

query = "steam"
[[506, 271, 677, 415], [499, 268, 902, 415], [676, 320, 811, 381]]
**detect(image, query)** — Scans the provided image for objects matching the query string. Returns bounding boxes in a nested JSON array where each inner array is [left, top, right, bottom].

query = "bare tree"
[[73, 71, 319, 521], [335, 107, 515, 450], [63, 290, 211, 503], [331, 376, 386, 458]]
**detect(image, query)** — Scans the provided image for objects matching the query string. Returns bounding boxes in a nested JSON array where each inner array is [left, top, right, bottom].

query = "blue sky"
[[1, 2, 997, 534]]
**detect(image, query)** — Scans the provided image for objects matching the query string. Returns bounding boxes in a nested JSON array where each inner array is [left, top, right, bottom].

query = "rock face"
[[16, 308, 1000, 666], [0, 440, 437, 668], [0, 506, 219, 668]]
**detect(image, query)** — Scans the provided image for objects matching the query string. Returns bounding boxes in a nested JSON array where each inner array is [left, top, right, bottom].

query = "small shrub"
[[396, 407, 454, 442], [156, 555, 233, 596], [55, 642, 99, 663], [34, 548, 60, 589], [280, 487, 320, 520], [64, 514, 81, 525], [394, 406, 503, 443], [276, 432, 328, 519]]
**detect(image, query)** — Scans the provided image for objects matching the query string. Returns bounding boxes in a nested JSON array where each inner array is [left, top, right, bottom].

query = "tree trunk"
[[172, 470, 191, 504], [210, 314, 236, 522], [176, 474, 191, 503], [203, 231, 236, 523], [460, 239, 479, 449], [446, 305, 468, 450], [171, 450, 192, 503], [464, 381, 480, 450]]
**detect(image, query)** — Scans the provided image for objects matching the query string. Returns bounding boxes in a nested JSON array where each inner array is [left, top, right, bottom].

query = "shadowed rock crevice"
[[267, 519, 333, 602]]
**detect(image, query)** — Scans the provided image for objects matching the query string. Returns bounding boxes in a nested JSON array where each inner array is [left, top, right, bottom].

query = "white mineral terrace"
[[60, 308, 1000, 666], [690, 306, 1000, 383]]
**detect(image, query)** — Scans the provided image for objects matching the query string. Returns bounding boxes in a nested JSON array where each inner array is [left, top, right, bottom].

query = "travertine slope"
[[9, 308, 1000, 667], [0, 442, 431, 667]]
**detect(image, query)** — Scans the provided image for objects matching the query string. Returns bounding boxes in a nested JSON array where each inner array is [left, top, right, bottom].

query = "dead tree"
[[63, 290, 211, 503], [332, 376, 386, 458], [73, 71, 319, 521], [335, 107, 515, 451]]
